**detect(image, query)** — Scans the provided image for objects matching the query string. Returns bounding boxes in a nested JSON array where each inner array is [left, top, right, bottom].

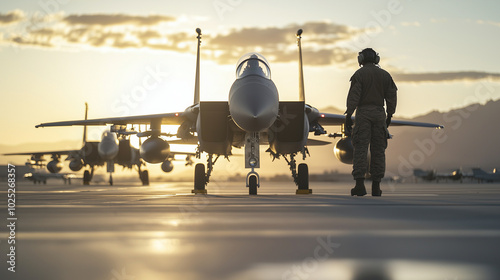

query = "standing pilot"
[[344, 48, 397, 196]]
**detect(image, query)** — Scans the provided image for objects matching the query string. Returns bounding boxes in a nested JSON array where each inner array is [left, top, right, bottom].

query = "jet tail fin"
[[83, 102, 88, 145], [296, 29, 305, 102], [193, 28, 202, 104]]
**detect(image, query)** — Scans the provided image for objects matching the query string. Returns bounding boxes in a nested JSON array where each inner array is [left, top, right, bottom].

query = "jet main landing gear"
[[138, 169, 149, 186], [83, 167, 94, 185], [192, 154, 218, 194], [193, 163, 207, 194]]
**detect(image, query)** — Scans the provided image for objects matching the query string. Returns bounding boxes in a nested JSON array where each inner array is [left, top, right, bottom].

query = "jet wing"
[[36, 112, 185, 127], [315, 113, 346, 126], [316, 113, 444, 129], [388, 119, 444, 128], [168, 138, 199, 145], [169, 151, 197, 156]]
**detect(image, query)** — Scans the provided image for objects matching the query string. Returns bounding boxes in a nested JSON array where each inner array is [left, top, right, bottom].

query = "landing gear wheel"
[[140, 170, 149, 186], [109, 174, 113, 186], [249, 175, 258, 195], [193, 163, 207, 194], [83, 170, 91, 185], [296, 163, 312, 194]]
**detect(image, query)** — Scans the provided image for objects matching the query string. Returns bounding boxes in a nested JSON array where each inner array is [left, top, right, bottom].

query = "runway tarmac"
[[1, 180, 500, 280]]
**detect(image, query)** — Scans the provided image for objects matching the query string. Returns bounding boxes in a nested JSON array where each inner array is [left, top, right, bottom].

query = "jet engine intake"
[[69, 159, 84, 171], [161, 159, 174, 173], [334, 137, 354, 164]]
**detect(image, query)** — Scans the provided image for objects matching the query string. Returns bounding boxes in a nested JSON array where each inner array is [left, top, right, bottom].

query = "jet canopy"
[[236, 52, 271, 80]]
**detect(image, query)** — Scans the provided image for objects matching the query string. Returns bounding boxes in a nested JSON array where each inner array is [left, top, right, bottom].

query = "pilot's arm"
[[385, 76, 397, 117]]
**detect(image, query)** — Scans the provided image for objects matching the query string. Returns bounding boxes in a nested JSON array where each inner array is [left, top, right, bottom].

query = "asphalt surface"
[[1, 180, 500, 280]]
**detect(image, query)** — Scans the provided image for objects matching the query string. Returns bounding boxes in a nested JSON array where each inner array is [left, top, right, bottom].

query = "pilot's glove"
[[386, 114, 392, 128], [345, 114, 353, 136]]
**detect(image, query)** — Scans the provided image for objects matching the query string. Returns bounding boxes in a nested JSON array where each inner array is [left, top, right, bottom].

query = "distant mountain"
[[296, 100, 500, 179]]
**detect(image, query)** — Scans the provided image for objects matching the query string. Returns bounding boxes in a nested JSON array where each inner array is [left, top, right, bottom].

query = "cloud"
[[1, 12, 184, 51], [430, 18, 447, 24], [400, 21, 420, 27], [210, 22, 356, 48], [2, 14, 362, 66], [63, 14, 175, 26], [0, 10, 25, 25], [2, 10, 500, 84], [393, 71, 500, 83], [476, 20, 500, 28]]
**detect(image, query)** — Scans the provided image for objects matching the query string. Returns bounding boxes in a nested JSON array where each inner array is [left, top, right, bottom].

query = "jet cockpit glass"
[[236, 52, 271, 80]]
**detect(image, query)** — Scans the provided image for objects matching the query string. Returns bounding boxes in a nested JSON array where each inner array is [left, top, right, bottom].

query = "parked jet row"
[[472, 168, 500, 182], [414, 168, 499, 183], [413, 168, 470, 183], [23, 171, 78, 185], [5, 103, 195, 185]]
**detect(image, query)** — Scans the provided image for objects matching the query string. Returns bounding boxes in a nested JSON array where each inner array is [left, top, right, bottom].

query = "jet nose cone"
[[241, 99, 272, 118], [238, 100, 277, 132]]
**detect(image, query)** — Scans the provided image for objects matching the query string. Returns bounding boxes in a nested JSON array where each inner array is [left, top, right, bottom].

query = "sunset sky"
[[1, 0, 500, 147]]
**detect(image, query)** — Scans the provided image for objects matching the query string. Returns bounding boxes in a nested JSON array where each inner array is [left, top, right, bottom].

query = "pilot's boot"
[[372, 180, 382, 196], [351, 179, 367, 196]]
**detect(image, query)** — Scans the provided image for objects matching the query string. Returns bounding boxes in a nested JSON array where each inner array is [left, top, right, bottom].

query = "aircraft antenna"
[[194, 28, 202, 104], [297, 29, 305, 102]]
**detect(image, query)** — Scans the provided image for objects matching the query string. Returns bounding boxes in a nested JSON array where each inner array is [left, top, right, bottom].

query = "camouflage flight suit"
[[346, 63, 397, 181]]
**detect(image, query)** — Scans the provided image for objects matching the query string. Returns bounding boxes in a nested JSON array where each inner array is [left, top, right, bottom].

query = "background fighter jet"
[[5, 103, 149, 185], [413, 169, 438, 182], [23, 171, 78, 185], [413, 168, 469, 183], [35, 28, 444, 195]]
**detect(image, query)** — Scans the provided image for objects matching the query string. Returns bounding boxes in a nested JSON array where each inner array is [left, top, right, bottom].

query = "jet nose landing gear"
[[245, 133, 261, 195]]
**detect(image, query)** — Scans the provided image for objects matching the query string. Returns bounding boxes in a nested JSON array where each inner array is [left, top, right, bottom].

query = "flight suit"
[[346, 63, 397, 181]]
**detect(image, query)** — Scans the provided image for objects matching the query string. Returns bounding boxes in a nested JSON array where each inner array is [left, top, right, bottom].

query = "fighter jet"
[[472, 168, 500, 182], [6, 103, 195, 185], [35, 28, 444, 195]]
